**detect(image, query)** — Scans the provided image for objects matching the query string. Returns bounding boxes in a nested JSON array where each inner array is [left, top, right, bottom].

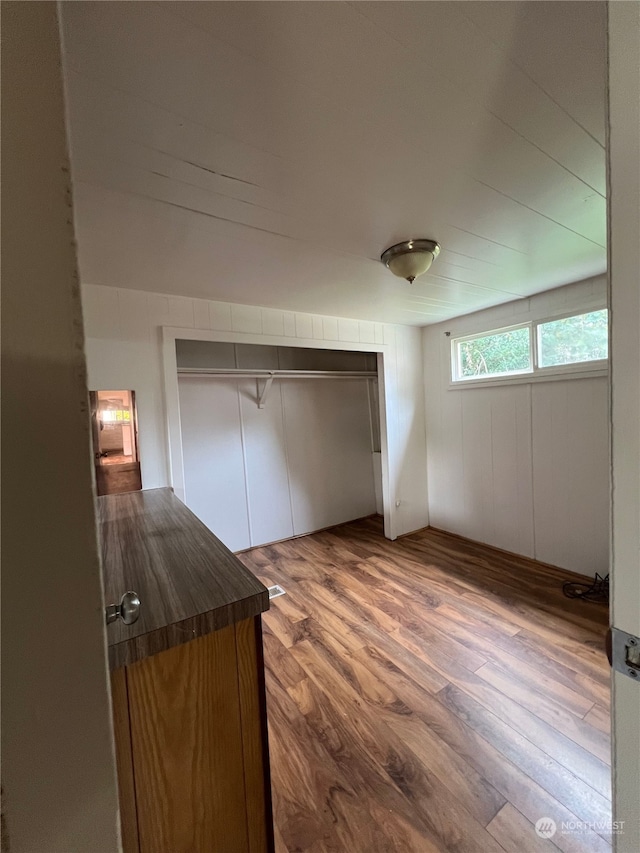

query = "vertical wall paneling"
[[423, 276, 608, 575], [393, 326, 429, 535], [178, 377, 251, 551], [282, 379, 377, 536], [179, 374, 376, 550], [238, 380, 294, 546], [532, 378, 609, 575], [235, 380, 254, 547], [209, 302, 233, 332], [375, 351, 394, 539], [461, 389, 495, 545], [372, 454, 384, 515], [278, 379, 297, 541], [168, 296, 195, 330], [322, 318, 339, 341], [193, 299, 210, 330], [489, 385, 534, 558], [261, 309, 285, 338], [311, 316, 324, 340], [283, 312, 296, 337], [232, 304, 262, 335], [367, 379, 384, 515], [295, 314, 313, 339]]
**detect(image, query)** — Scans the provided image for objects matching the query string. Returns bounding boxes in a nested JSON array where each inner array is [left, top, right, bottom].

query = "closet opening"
[[174, 340, 383, 553]]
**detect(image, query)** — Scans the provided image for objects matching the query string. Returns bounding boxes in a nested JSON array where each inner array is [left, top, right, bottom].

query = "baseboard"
[[424, 525, 600, 584], [234, 513, 380, 555], [396, 525, 430, 539]]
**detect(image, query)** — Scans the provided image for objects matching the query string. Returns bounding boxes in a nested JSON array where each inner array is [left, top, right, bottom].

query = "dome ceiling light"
[[380, 239, 441, 284]]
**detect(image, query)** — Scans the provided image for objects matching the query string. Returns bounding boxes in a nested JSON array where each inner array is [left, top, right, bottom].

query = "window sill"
[[448, 362, 608, 390]]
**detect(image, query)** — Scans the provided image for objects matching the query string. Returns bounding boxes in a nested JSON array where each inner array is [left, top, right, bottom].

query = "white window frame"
[[449, 309, 609, 389], [533, 308, 609, 375], [451, 322, 533, 384]]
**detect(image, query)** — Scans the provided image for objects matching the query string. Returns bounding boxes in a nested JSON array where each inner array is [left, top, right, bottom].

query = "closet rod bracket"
[[258, 373, 275, 409]]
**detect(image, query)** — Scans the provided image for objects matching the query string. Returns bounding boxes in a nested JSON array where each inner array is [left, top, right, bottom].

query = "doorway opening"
[[90, 390, 142, 496]]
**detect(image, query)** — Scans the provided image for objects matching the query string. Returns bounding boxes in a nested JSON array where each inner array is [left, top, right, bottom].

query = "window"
[[100, 409, 131, 423], [451, 309, 608, 384], [454, 325, 532, 380], [537, 309, 608, 368]]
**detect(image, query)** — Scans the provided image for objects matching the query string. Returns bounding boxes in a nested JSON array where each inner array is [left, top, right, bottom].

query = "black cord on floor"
[[562, 572, 609, 603]]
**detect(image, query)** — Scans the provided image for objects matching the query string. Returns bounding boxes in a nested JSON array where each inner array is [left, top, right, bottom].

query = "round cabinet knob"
[[120, 591, 141, 625], [105, 591, 141, 625]]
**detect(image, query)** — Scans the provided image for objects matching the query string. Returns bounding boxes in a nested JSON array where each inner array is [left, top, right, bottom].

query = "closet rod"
[[177, 368, 378, 379]]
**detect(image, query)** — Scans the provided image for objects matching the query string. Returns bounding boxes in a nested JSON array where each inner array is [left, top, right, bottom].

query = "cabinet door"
[[235, 618, 275, 853], [126, 626, 249, 853], [110, 668, 140, 853]]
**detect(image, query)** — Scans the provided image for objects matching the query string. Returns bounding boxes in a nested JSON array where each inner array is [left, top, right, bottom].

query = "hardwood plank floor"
[[238, 518, 611, 853]]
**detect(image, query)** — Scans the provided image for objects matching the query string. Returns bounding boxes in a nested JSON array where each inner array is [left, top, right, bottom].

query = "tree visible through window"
[[457, 326, 531, 378], [537, 309, 608, 367], [452, 309, 609, 383]]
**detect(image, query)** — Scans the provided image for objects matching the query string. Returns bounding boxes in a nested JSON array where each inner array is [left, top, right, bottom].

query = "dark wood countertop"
[[99, 488, 269, 669]]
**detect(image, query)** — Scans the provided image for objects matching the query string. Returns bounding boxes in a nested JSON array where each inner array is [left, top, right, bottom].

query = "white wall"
[[82, 285, 429, 538], [423, 276, 609, 576], [2, 4, 119, 851]]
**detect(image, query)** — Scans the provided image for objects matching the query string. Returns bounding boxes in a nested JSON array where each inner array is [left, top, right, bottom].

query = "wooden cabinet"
[[111, 617, 274, 853], [99, 488, 274, 852]]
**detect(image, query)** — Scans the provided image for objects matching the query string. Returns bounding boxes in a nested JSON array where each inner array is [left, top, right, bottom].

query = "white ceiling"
[[61, 1, 607, 326]]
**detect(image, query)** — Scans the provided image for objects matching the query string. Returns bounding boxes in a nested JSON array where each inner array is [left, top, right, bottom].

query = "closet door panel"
[[238, 380, 294, 547], [178, 377, 250, 552], [283, 379, 376, 536]]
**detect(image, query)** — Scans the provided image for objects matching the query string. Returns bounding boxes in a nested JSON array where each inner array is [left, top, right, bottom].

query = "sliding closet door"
[[178, 376, 250, 551], [283, 378, 376, 535], [237, 379, 294, 546]]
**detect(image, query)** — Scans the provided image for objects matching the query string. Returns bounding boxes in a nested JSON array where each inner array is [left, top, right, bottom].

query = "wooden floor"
[[238, 518, 611, 853]]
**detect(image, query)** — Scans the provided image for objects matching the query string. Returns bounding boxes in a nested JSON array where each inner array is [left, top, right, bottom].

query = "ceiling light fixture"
[[380, 239, 441, 284]]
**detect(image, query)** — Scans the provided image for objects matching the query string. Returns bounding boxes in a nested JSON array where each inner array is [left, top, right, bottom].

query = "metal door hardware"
[[105, 591, 141, 625], [611, 627, 640, 680]]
